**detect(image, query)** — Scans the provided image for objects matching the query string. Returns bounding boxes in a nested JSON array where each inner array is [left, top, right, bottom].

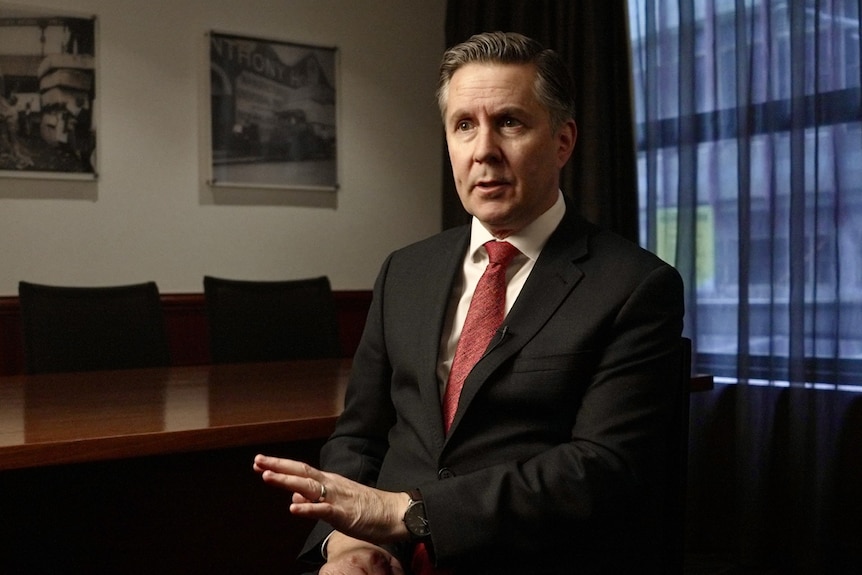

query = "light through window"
[[628, 0, 862, 385]]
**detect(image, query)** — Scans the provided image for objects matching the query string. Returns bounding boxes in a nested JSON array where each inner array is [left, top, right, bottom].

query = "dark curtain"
[[441, 0, 639, 242]]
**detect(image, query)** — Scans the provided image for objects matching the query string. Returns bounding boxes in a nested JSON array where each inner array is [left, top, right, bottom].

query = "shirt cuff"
[[320, 530, 335, 560]]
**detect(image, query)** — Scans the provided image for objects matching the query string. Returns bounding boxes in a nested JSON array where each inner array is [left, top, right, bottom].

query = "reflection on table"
[[0, 359, 350, 471]]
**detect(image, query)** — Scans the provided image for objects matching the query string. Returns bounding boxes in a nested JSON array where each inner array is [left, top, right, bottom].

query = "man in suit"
[[254, 31, 684, 574]]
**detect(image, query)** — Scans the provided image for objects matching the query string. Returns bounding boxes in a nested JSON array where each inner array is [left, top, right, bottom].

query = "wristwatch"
[[403, 489, 431, 539]]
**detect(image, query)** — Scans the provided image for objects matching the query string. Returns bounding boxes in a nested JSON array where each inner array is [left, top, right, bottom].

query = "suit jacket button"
[[437, 468, 455, 479]]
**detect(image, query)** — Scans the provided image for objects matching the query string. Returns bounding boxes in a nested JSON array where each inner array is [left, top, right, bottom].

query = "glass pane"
[[628, 0, 862, 381]]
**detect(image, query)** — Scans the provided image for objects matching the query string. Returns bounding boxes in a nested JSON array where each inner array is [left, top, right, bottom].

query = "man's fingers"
[[254, 455, 322, 479], [254, 454, 300, 472], [256, 460, 331, 504]]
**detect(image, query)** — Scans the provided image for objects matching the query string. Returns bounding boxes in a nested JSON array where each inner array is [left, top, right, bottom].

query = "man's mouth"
[[474, 179, 509, 193]]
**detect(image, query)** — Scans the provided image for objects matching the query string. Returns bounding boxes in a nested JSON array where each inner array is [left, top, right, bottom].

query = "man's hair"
[[436, 31, 576, 131]]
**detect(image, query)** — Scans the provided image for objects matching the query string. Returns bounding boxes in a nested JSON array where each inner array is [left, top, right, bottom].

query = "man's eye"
[[456, 121, 472, 131], [501, 117, 521, 128]]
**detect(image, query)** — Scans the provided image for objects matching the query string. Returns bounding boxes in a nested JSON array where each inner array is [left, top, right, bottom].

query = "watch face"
[[405, 501, 431, 537]]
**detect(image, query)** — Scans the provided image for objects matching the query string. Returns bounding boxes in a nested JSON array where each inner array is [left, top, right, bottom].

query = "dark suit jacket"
[[301, 208, 685, 574]]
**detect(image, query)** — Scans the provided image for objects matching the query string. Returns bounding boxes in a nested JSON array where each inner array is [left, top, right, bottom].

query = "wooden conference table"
[[0, 359, 350, 575], [0, 359, 351, 472]]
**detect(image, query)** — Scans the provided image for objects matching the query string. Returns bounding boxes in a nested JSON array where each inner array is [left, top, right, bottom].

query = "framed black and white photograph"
[[208, 31, 338, 191], [0, 3, 96, 179]]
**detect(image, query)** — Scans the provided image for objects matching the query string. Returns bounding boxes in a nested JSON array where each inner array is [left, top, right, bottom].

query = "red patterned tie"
[[412, 241, 519, 575], [442, 240, 519, 432]]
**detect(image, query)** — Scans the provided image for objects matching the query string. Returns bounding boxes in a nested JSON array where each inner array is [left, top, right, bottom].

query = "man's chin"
[[469, 198, 510, 218]]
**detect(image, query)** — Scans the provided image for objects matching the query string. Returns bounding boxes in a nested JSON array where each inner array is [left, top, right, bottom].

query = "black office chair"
[[203, 275, 341, 364], [18, 281, 171, 374]]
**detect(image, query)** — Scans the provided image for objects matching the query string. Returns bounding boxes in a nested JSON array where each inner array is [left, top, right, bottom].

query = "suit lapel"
[[444, 211, 590, 438], [413, 228, 470, 443]]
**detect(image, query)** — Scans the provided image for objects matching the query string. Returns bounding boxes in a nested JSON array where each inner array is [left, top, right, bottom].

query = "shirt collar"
[[468, 191, 566, 262]]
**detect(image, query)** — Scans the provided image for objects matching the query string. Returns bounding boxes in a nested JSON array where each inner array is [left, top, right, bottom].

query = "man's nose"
[[473, 126, 502, 163]]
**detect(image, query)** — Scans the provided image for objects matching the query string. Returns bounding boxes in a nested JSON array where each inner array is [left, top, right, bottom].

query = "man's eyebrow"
[[446, 107, 469, 119], [447, 105, 530, 120], [495, 106, 529, 117]]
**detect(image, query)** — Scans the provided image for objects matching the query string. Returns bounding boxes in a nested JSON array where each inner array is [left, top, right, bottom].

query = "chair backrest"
[[18, 281, 171, 374], [203, 275, 341, 364]]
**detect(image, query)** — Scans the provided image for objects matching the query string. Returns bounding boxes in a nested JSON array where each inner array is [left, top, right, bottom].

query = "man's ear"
[[556, 119, 578, 168]]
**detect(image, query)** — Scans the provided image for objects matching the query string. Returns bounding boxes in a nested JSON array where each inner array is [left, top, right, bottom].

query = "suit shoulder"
[[565, 223, 683, 298], [588, 226, 675, 272]]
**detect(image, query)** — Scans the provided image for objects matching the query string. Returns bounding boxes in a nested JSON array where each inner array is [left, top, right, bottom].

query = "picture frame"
[[0, 3, 97, 180], [208, 31, 338, 191]]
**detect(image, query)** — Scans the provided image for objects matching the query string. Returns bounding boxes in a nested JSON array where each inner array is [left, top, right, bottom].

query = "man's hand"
[[319, 533, 406, 575], [253, 454, 411, 545]]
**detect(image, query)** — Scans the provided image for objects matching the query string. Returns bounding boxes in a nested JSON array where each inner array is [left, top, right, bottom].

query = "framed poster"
[[0, 3, 96, 179], [208, 31, 338, 191]]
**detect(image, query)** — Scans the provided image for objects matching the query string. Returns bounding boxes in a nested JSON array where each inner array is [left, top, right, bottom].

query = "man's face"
[[443, 62, 576, 237]]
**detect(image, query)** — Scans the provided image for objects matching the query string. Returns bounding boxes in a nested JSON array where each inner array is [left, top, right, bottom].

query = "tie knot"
[[484, 240, 520, 266]]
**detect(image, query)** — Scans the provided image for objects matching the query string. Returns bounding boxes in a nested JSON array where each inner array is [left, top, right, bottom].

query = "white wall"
[[0, 0, 446, 294]]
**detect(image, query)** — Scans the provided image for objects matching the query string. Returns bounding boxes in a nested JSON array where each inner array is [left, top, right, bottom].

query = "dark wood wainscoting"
[[0, 290, 372, 376]]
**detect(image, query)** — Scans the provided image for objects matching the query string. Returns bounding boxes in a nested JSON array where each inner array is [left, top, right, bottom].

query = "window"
[[628, 0, 862, 385]]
